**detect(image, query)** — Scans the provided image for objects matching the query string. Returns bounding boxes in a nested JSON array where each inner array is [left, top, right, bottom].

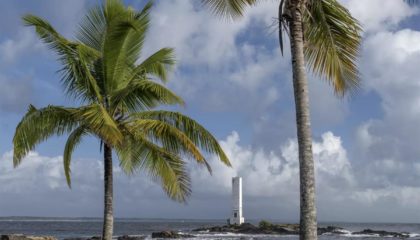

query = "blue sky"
[[1, 0, 420, 223]]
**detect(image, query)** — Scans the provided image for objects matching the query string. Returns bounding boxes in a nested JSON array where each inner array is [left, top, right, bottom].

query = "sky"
[[0, 0, 420, 223]]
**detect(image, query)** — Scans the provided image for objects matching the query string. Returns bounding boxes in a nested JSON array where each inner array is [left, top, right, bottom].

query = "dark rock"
[[235, 223, 262, 233], [192, 222, 412, 238], [270, 226, 299, 235], [192, 225, 229, 233], [63, 237, 101, 240], [63, 236, 101, 240], [318, 226, 347, 235], [117, 235, 146, 240], [1, 235, 56, 240], [151, 231, 194, 238], [352, 229, 410, 238], [193, 223, 299, 235]]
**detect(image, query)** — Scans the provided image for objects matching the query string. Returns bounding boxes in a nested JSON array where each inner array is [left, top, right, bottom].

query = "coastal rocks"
[[352, 229, 410, 238], [1, 235, 56, 240], [193, 222, 350, 236], [63, 235, 146, 240], [117, 235, 146, 240], [151, 231, 195, 239], [259, 222, 300, 234], [317, 226, 348, 235], [64, 236, 146, 240], [63, 236, 101, 240], [193, 222, 299, 235]]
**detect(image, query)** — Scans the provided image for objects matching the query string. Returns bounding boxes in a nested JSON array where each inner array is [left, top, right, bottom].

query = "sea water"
[[0, 217, 419, 239]]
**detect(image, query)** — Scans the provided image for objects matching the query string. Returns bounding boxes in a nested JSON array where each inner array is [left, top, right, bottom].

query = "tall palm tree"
[[13, 1, 230, 239], [202, 0, 361, 239]]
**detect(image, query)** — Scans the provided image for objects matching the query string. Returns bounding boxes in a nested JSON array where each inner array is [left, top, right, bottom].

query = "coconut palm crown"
[[203, 0, 362, 95], [13, 0, 230, 239]]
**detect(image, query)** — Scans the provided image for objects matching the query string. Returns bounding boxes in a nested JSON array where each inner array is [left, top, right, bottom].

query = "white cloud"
[[146, 0, 287, 96], [356, 28, 420, 160], [352, 186, 420, 208], [0, 131, 353, 217], [146, 0, 278, 67], [1, 130, 420, 221], [341, 0, 417, 32], [0, 30, 42, 64], [192, 131, 354, 201]]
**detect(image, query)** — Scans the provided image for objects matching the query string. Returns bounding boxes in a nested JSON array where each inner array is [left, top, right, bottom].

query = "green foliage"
[[201, 0, 257, 19], [15, 0, 231, 203], [304, 0, 362, 96], [259, 220, 273, 229], [202, 0, 362, 96]]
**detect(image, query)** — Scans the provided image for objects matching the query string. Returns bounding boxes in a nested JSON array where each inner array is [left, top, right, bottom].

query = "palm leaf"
[[102, 0, 152, 93], [110, 78, 184, 113], [304, 0, 362, 96], [129, 111, 231, 167], [115, 132, 191, 202], [75, 104, 123, 146], [133, 48, 176, 83], [63, 126, 87, 188], [77, 5, 107, 51], [201, 0, 258, 19], [23, 14, 103, 102], [124, 119, 211, 172], [13, 105, 79, 166]]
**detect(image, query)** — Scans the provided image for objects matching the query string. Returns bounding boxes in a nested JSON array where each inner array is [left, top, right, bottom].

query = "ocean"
[[0, 218, 419, 239]]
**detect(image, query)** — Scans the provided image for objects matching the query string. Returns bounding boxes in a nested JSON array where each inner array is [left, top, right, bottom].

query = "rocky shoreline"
[[1, 221, 415, 239], [190, 221, 413, 238]]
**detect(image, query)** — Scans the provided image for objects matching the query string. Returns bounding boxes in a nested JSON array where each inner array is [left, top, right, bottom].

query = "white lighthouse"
[[229, 177, 244, 225]]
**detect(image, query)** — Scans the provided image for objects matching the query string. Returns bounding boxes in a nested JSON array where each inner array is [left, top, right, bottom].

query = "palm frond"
[[124, 119, 211, 172], [304, 0, 362, 96], [201, 0, 258, 19], [115, 133, 191, 202], [13, 105, 79, 166], [129, 111, 231, 167], [64, 126, 87, 188], [77, 5, 107, 51], [110, 78, 184, 113], [75, 104, 123, 146], [102, 0, 152, 93], [134, 48, 176, 83], [23, 14, 103, 102]]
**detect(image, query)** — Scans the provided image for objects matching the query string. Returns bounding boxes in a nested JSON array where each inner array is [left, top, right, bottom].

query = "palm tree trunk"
[[102, 143, 114, 240], [287, 3, 318, 240]]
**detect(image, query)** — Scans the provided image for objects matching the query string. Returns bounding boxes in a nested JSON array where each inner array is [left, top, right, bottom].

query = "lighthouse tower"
[[229, 177, 244, 225]]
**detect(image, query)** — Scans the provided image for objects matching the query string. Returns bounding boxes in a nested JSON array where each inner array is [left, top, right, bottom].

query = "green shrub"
[[259, 220, 273, 229]]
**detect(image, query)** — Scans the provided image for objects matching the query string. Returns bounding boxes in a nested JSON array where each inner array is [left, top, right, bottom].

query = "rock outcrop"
[[151, 231, 195, 239], [193, 221, 346, 235], [193, 222, 406, 237], [117, 235, 146, 240], [193, 222, 300, 235], [63, 236, 101, 240], [352, 229, 410, 238], [1, 235, 56, 240]]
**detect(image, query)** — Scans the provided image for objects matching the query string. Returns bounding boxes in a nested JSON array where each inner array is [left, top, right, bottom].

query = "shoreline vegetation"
[[0, 220, 415, 239]]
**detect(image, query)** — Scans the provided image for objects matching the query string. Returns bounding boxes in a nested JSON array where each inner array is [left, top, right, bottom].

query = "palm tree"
[[202, 0, 361, 239], [13, 1, 230, 239]]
